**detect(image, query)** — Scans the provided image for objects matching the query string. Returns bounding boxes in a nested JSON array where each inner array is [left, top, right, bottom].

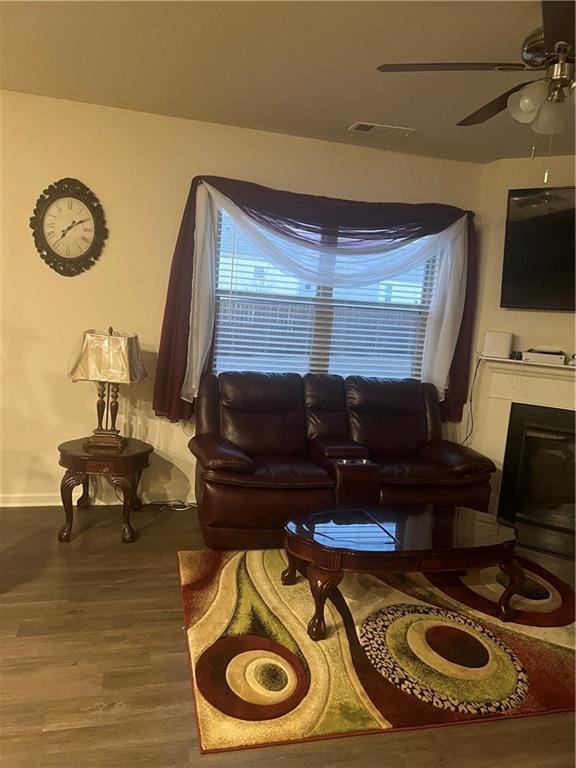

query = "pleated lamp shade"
[[68, 329, 147, 384]]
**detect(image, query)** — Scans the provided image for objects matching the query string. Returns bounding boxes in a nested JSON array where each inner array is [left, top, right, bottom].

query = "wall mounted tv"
[[500, 186, 575, 312]]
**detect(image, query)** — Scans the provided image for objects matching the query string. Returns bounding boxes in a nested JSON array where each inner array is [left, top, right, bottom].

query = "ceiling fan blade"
[[542, 0, 575, 52], [457, 81, 535, 126], [377, 62, 528, 73]]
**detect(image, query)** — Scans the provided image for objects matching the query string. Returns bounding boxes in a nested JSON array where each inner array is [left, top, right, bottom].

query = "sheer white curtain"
[[181, 182, 468, 401]]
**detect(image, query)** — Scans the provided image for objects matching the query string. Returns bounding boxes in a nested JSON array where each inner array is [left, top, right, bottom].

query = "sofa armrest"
[[419, 440, 496, 474], [309, 436, 369, 460], [188, 434, 254, 473]]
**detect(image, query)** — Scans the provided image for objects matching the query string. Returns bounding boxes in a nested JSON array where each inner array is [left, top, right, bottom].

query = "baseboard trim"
[[0, 493, 63, 507], [0, 493, 196, 508]]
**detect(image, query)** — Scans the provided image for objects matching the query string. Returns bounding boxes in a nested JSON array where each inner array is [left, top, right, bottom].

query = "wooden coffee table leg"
[[497, 560, 525, 621], [281, 551, 299, 585], [307, 565, 343, 641]]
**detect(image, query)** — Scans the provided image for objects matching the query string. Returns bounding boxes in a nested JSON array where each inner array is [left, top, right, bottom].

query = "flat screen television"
[[500, 186, 575, 311]]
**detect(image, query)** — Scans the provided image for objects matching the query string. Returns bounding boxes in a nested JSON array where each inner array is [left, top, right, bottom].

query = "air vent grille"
[[349, 122, 375, 132], [348, 121, 416, 135]]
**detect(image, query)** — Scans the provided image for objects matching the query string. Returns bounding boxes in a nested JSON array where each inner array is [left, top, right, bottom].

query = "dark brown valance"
[[153, 176, 478, 423]]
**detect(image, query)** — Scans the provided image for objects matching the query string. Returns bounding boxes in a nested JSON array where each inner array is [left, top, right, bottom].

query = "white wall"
[[0, 91, 483, 506]]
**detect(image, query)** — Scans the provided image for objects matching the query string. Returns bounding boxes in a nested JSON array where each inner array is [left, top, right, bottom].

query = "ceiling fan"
[[377, 0, 575, 134]]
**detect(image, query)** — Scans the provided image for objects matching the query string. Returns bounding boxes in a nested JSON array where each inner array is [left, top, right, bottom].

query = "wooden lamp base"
[[83, 429, 125, 454], [84, 381, 125, 454]]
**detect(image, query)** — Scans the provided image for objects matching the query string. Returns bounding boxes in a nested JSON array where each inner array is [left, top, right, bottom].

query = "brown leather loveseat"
[[189, 372, 496, 549]]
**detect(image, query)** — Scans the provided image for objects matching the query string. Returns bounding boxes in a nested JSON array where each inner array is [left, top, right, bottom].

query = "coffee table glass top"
[[285, 506, 516, 553]]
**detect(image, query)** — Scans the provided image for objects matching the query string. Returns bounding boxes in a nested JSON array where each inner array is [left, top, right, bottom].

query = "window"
[[213, 211, 439, 378]]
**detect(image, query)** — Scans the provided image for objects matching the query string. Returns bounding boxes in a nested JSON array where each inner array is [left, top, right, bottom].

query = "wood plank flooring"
[[0, 504, 573, 767]]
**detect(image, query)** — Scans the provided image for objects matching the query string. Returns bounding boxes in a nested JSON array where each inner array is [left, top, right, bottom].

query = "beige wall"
[[474, 155, 575, 355], [1, 91, 483, 506], [1, 90, 574, 508], [462, 155, 575, 456]]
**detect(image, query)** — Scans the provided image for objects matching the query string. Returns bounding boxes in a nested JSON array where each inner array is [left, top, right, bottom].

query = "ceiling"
[[1, 1, 574, 163]]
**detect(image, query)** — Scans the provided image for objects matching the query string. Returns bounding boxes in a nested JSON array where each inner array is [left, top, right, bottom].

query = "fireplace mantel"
[[481, 355, 576, 383], [482, 357, 575, 411]]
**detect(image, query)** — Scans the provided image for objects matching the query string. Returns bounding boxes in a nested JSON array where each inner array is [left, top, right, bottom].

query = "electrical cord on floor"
[[462, 355, 482, 446], [156, 500, 195, 512], [110, 486, 194, 511]]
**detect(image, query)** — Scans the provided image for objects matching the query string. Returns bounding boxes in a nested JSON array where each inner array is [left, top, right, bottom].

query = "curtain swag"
[[153, 176, 479, 423]]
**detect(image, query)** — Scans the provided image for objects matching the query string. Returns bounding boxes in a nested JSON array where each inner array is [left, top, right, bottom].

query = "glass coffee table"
[[281, 506, 525, 641]]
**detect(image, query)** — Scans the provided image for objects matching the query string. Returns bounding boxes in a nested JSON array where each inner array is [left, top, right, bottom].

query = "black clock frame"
[[29, 178, 108, 277]]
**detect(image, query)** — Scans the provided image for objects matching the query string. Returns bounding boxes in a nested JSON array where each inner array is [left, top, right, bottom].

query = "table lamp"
[[68, 327, 147, 453]]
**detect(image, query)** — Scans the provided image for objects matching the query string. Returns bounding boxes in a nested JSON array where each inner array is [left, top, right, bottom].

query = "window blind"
[[213, 211, 439, 378]]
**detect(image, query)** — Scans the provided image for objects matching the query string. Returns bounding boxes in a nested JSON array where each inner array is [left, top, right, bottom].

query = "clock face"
[[30, 178, 108, 276], [42, 197, 96, 259]]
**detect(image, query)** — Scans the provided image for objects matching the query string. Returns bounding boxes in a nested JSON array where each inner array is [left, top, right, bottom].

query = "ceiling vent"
[[348, 121, 416, 136]]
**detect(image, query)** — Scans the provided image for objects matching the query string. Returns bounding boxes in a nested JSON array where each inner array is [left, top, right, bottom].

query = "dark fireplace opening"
[[499, 403, 575, 560]]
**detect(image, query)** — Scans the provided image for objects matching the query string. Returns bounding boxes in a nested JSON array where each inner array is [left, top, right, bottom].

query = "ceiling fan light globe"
[[518, 80, 548, 112], [507, 91, 538, 123], [519, 95, 536, 112], [531, 99, 567, 135]]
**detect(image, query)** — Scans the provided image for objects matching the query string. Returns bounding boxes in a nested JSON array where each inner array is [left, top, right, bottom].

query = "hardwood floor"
[[0, 504, 573, 768]]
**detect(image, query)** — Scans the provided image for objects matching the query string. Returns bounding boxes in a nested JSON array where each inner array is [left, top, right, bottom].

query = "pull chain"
[[529, 133, 554, 184], [543, 134, 554, 184]]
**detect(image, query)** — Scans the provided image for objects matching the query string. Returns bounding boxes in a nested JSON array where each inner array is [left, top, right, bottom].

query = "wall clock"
[[29, 178, 108, 277]]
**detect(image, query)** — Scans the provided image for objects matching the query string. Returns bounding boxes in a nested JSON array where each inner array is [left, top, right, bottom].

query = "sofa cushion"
[[202, 455, 335, 489], [419, 440, 497, 474], [195, 373, 220, 434], [218, 372, 306, 455], [309, 436, 369, 460], [304, 373, 349, 439], [219, 371, 303, 411], [378, 458, 491, 486], [346, 377, 428, 456]]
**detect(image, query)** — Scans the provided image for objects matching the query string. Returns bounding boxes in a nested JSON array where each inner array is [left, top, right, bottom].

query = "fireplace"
[[499, 403, 575, 559]]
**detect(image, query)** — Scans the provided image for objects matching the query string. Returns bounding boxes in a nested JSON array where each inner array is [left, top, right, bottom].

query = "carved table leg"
[[77, 476, 91, 509], [497, 560, 525, 621], [281, 551, 299, 585], [307, 564, 343, 641], [59, 470, 86, 542], [108, 474, 137, 543]]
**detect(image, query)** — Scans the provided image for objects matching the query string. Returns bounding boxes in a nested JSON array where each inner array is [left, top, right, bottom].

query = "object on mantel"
[[521, 349, 566, 366], [480, 355, 575, 372], [68, 327, 147, 453], [482, 330, 514, 359]]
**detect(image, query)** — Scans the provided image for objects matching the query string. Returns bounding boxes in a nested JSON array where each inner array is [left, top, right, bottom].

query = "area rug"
[[178, 549, 575, 753]]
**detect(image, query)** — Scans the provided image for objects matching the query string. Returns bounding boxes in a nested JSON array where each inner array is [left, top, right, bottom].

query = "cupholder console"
[[332, 458, 380, 506]]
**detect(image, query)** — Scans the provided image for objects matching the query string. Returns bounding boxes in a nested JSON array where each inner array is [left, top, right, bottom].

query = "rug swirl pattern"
[[178, 549, 574, 753]]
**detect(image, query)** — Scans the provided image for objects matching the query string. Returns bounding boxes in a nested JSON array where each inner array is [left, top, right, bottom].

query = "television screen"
[[500, 187, 575, 311]]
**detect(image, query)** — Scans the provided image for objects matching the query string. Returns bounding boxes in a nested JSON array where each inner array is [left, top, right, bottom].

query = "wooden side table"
[[57, 438, 154, 543]]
